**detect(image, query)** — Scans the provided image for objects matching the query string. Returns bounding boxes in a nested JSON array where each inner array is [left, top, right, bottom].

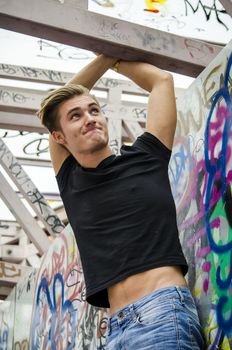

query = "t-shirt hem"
[[86, 259, 188, 308]]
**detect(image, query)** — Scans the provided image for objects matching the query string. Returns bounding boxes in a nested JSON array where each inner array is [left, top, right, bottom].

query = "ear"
[[51, 130, 66, 145]]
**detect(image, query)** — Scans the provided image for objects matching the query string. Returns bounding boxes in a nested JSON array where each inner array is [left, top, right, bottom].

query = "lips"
[[84, 126, 101, 135]]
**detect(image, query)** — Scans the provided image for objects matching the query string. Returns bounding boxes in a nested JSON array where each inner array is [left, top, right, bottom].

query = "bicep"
[[49, 135, 70, 175], [146, 73, 177, 150]]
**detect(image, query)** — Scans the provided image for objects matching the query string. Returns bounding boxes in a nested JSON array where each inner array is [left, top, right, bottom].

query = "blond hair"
[[37, 84, 99, 133]]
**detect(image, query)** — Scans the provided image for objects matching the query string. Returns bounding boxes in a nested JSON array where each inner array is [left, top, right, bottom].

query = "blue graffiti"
[[169, 136, 193, 187], [217, 296, 232, 333], [31, 273, 76, 349], [0, 328, 8, 350], [204, 52, 232, 340]]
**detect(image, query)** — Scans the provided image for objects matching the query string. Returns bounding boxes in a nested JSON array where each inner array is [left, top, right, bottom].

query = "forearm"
[[117, 61, 172, 93], [66, 54, 118, 90]]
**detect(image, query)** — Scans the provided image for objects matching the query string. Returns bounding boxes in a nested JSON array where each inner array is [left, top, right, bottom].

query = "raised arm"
[[116, 61, 177, 150], [66, 54, 118, 88], [49, 54, 118, 174]]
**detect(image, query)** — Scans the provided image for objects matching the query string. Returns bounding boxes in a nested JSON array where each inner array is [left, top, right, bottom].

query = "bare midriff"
[[108, 266, 188, 315]]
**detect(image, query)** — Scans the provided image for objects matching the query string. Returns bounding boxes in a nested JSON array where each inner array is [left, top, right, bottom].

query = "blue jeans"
[[106, 286, 205, 350]]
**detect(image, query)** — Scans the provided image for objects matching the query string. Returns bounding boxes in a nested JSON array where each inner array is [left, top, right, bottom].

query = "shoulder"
[[131, 132, 172, 162]]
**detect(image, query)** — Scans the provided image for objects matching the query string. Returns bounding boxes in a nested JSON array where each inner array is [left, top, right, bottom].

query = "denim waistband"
[[108, 285, 192, 331]]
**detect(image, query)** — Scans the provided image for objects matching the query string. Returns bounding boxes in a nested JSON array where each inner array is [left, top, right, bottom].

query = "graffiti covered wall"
[[0, 226, 108, 349], [170, 40, 232, 348], [14, 269, 37, 350], [0, 289, 15, 350], [30, 225, 108, 349], [89, 0, 231, 44]]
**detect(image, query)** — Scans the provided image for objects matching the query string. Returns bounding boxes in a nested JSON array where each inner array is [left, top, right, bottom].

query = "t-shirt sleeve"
[[132, 132, 172, 163], [56, 155, 75, 193]]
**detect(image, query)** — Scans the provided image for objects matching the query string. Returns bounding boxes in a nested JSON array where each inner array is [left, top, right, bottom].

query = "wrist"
[[97, 54, 119, 70], [112, 59, 121, 73]]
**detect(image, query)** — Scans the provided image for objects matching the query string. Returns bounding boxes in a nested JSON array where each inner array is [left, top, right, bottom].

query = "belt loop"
[[175, 286, 185, 305], [131, 304, 139, 322]]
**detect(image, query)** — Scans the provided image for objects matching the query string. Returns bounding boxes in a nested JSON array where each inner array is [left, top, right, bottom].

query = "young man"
[[38, 54, 205, 349]]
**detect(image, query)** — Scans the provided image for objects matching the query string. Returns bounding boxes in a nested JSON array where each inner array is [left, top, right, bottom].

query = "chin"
[[93, 142, 108, 153], [81, 132, 109, 152]]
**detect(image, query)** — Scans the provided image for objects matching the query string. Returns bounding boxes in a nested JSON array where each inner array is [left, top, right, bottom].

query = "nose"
[[85, 112, 96, 125]]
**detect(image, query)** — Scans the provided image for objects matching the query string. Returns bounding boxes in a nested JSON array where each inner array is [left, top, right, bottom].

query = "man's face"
[[53, 95, 109, 155]]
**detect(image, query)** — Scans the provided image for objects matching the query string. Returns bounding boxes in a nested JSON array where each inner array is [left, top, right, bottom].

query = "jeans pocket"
[[136, 297, 175, 326]]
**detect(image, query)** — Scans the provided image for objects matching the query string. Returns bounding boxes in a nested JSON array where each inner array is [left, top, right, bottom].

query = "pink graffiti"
[[202, 261, 211, 273], [196, 246, 211, 258]]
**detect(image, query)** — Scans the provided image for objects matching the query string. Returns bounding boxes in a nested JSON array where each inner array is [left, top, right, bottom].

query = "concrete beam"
[[0, 260, 32, 284], [219, 0, 232, 16], [0, 111, 46, 133], [0, 243, 39, 263], [123, 120, 144, 141], [0, 84, 147, 112], [68, 0, 88, 9], [0, 63, 72, 85], [1, 233, 24, 245], [0, 138, 65, 235], [0, 63, 147, 95], [0, 286, 12, 299], [0, 171, 50, 254], [17, 157, 51, 167], [0, 85, 44, 113], [1, 245, 27, 262], [0, 223, 24, 244], [0, 0, 222, 77], [0, 220, 23, 237], [58, 0, 88, 9]]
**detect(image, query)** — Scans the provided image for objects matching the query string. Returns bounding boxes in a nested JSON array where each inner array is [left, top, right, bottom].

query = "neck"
[[74, 147, 113, 168]]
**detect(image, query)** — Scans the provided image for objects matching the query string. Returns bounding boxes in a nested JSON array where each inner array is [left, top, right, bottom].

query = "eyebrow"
[[67, 102, 99, 117]]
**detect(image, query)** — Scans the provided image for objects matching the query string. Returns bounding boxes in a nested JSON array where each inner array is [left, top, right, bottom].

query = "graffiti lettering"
[[203, 54, 232, 341], [183, 0, 229, 30], [184, 38, 215, 60], [46, 215, 66, 234], [14, 339, 29, 350], [31, 273, 76, 350], [98, 78, 119, 88], [109, 138, 119, 154], [0, 90, 27, 104], [0, 262, 21, 279], [0, 138, 64, 234], [20, 66, 63, 83], [0, 328, 8, 350], [27, 189, 48, 214], [98, 20, 129, 41], [132, 107, 147, 119], [0, 63, 17, 75], [0, 63, 66, 83], [0, 130, 29, 139], [37, 39, 92, 61], [135, 28, 175, 52], [23, 138, 49, 156]]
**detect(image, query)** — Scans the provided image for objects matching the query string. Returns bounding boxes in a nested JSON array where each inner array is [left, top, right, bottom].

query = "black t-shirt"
[[56, 132, 188, 308]]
